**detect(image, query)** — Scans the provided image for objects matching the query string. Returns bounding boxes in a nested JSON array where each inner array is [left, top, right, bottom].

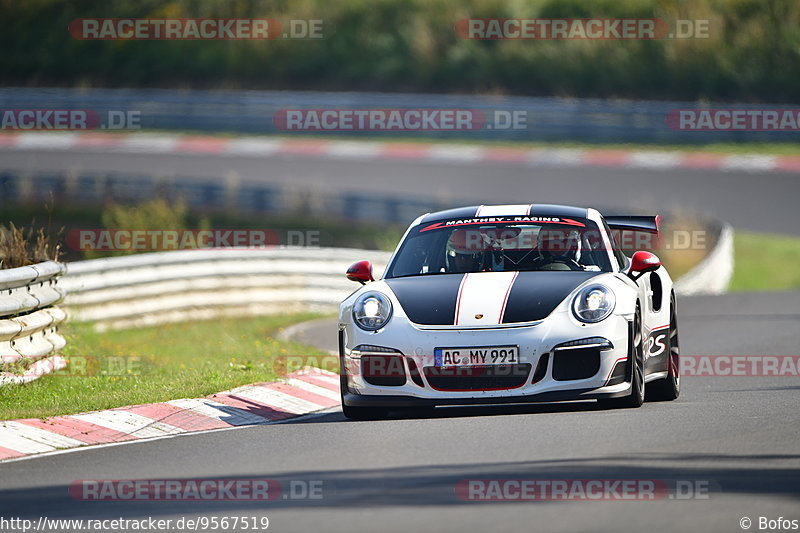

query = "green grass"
[[0, 313, 330, 421], [731, 232, 800, 291], [3, 204, 407, 263]]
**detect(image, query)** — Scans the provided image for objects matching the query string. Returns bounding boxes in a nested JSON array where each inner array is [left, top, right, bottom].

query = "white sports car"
[[338, 204, 680, 419]]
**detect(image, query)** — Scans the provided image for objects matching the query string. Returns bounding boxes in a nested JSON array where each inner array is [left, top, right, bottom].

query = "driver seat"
[[537, 230, 580, 269]]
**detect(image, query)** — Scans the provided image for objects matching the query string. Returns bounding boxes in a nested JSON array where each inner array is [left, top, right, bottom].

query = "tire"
[[646, 293, 681, 401], [599, 305, 645, 409]]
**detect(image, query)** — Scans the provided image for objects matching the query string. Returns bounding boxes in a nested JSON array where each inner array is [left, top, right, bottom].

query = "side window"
[[650, 271, 663, 312], [388, 231, 448, 277], [602, 219, 628, 270]]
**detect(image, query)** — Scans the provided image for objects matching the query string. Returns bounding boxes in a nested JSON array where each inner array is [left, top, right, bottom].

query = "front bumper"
[[343, 387, 632, 408], [341, 310, 634, 407]]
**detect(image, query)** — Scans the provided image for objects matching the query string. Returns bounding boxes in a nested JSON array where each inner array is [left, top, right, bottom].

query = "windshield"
[[386, 219, 612, 278]]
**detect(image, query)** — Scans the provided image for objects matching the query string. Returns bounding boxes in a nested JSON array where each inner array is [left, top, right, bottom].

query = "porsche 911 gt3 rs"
[[338, 204, 680, 419]]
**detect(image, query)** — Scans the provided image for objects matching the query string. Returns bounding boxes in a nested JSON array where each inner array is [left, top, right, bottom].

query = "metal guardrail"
[[1, 87, 795, 143], [60, 236, 730, 334], [0, 261, 68, 386], [61, 247, 392, 331], [0, 236, 729, 387]]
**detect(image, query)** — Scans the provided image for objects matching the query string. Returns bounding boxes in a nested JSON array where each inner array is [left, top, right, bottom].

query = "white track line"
[[0, 431, 57, 454], [627, 152, 682, 169], [294, 369, 340, 387], [222, 138, 283, 156], [228, 385, 327, 414], [526, 148, 585, 166], [0, 407, 341, 465], [325, 141, 382, 159], [167, 398, 271, 426], [0, 421, 85, 450], [118, 135, 179, 153], [426, 145, 487, 162], [284, 378, 341, 401], [721, 155, 777, 172], [15, 133, 79, 150], [71, 411, 184, 439]]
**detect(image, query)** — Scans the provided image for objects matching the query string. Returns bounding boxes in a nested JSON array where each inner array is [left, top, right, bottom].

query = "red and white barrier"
[[1, 132, 798, 173]]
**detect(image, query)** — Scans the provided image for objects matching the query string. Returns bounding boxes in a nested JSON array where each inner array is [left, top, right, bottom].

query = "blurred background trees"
[[1, 0, 798, 102]]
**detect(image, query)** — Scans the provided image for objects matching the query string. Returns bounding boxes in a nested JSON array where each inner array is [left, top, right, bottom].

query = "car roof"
[[418, 204, 590, 224]]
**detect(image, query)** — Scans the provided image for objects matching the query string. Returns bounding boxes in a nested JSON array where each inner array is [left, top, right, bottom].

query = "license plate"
[[434, 346, 519, 367]]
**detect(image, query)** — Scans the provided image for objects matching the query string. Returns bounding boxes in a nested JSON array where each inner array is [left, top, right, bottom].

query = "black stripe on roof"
[[420, 204, 588, 224], [419, 206, 479, 224], [528, 204, 588, 219]]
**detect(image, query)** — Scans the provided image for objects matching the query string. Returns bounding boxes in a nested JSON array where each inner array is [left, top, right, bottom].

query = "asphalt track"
[[0, 291, 798, 533], [0, 148, 798, 532], [1, 148, 800, 235]]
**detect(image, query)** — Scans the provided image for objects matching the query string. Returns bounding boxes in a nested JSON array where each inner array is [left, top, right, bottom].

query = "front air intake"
[[531, 353, 549, 384], [551, 347, 601, 381], [353, 345, 407, 387], [423, 364, 532, 391]]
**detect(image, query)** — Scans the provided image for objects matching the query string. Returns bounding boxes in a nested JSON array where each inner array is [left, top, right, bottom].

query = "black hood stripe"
[[384, 274, 465, 325], [502, 271, 601, 323], [385, 271, 602, 326]]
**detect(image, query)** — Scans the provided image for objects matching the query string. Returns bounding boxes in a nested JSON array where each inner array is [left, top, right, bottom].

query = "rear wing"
[[604, 215, 661, 234]]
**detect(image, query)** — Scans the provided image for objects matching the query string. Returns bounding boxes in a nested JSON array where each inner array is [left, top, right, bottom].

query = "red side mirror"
[[346, 260, 374, 284], [629, 251, 661, 280]]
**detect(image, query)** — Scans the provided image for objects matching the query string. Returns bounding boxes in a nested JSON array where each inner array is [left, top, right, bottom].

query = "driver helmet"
[[446, 228, 485, 271], [537, 229, 579, 261]]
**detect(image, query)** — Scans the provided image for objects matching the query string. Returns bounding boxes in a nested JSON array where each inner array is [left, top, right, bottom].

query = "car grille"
[[423, 364, 532, 391]]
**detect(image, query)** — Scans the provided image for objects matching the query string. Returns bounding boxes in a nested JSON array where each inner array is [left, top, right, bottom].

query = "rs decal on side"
[[645, 327, 669, 359]]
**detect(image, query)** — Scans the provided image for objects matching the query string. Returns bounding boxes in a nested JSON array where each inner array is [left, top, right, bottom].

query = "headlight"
[[572, 284, 615, 323], [353, 291, 393, 331]]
